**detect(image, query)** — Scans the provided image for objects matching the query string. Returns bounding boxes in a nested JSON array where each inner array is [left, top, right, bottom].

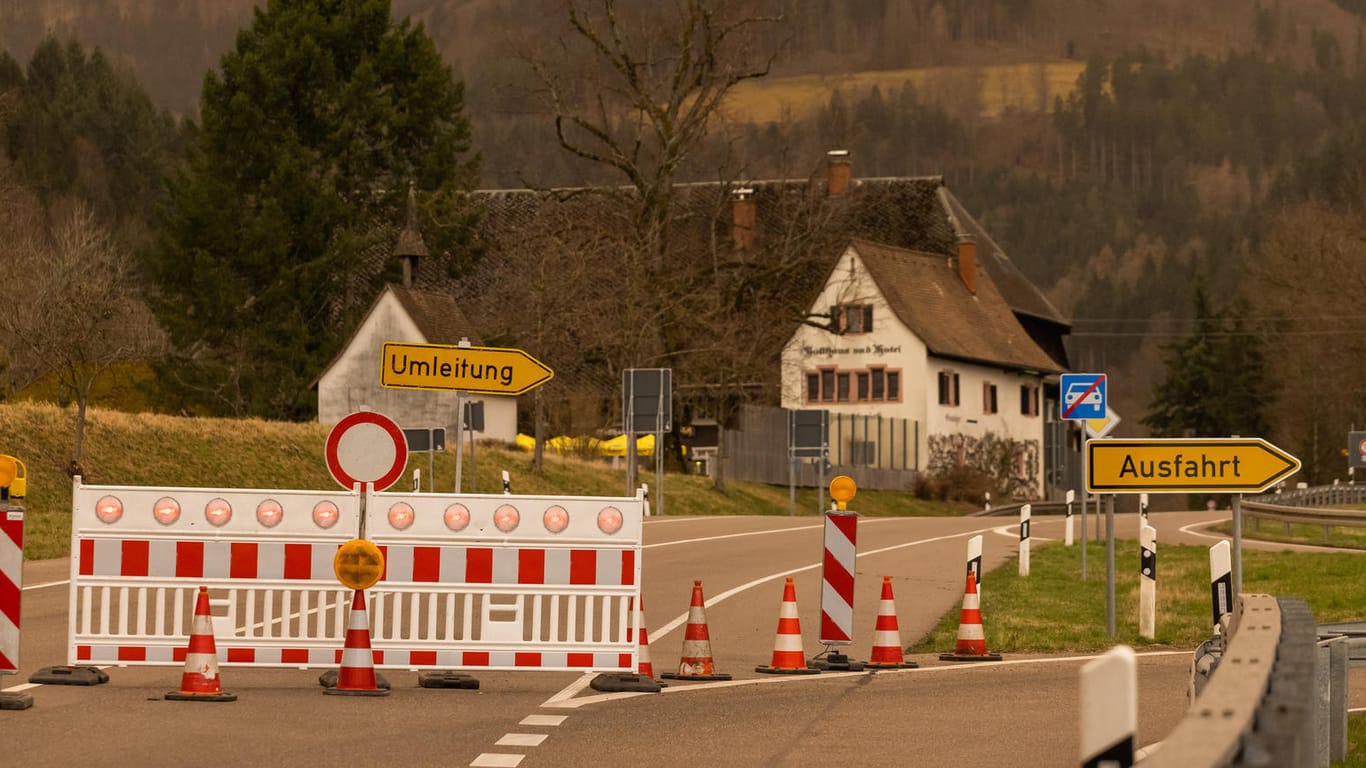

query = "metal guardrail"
[[1244, 483, 1366, 545], [972, 500, 1069, 518], [1139, 594, 1332, 767]]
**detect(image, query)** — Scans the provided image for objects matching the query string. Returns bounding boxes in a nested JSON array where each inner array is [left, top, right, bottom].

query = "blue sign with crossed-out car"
[[1060, 373, 1107, 420]]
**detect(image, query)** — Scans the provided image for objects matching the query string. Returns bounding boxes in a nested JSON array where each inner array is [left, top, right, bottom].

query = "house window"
[[983, 382, 998, 414], [938, 370, 960, 406], [1020, 384, 1039, 417], [832, 303, 874, 334], [809, 367, 901, 403]]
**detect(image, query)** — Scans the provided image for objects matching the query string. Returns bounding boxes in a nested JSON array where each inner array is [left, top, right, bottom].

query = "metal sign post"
[[787, 409, 829, 517], [623, 369, 671, 512]]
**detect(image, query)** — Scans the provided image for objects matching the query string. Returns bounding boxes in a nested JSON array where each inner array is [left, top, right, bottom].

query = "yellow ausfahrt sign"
[[381, 342, 554, 396], [1087, 438, 1301, 494]]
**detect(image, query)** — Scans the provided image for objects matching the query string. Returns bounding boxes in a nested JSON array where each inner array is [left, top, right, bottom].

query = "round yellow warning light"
[[0, 455, 16, 488], [829, 475, 857, 510], [333, 539, 385, 591]]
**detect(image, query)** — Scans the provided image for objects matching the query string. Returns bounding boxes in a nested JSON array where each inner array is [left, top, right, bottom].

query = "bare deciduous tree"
[[0, 201, 165, 465]]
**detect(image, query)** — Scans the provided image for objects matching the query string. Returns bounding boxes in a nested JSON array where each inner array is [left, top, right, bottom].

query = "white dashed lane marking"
[[469, 712, 568, 767]]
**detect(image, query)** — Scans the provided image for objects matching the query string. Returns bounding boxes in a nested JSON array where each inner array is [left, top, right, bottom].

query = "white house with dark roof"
[[316, 190, 517, 442], [782, 235, 1064, 498]]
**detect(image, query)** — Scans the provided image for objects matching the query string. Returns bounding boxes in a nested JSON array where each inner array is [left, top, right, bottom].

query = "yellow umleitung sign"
[[1087, 438, 1301, 494], [381, 342, 554, 396]]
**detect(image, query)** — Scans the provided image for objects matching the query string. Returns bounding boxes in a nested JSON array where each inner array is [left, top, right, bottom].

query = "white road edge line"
[[22, 579, 69, 591]]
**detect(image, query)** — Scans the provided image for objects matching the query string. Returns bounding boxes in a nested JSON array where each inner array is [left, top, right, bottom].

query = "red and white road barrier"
[[1, 502, 32, 710], [819, 511, 857, 645], [1, 504, 22, 676], [1139, 524, 1156, 640], [54, 477, 645, 679], [1080, 645, 1136, 768], [1209, 540, 1233, 632], [1018, 504, 1032, 577]]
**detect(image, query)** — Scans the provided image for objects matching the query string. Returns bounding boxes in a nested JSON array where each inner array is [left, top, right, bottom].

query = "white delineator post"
[[1080, 645, 1137, 768], [1209, 540, 1233, 633], [1139, 524, 1156, 640], [1064, 489, 1075, 546], [1018, 504, 1031, 577], [966, 534, 983, 601]]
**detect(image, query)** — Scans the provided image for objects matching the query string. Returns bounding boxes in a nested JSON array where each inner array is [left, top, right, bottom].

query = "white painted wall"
[[317, 290, 518, 442]]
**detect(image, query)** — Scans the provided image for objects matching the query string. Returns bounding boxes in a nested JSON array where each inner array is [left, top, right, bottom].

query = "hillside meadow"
[[0, 401, 969, 560]]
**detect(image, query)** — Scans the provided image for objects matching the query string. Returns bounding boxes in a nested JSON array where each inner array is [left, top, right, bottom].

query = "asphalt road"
[[3, 509, 1362, 767]]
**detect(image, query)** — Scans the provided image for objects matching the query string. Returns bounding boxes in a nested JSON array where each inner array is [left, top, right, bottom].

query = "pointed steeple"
[[395, 183, 428, 288]]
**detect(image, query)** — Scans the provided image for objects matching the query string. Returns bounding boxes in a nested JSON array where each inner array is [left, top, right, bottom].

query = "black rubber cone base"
[[590, 673, 664, 693], [319, 669, 390, 689], [939, 651, 1003, 662], [756, 664, 821, 675], [0, 691, 34, 710], [323, 686, 390, 697], [659, 671, 732, 682], [165, 690, 237, 702], [864, 660, 920, 670], [806, 651, 865, 672], [29, 665, 108, 686], [418, 671, 480, 689]]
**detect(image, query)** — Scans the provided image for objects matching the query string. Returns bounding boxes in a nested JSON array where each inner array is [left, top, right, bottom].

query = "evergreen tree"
[[146, 0, 479, 419], [1143, 277, 1269, 438]]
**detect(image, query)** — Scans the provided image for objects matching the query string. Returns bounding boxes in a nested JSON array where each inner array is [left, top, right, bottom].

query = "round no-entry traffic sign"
[[325, 411, 408, 491]]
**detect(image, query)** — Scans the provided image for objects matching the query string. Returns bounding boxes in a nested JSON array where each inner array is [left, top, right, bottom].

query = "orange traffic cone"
[[660, 580, 732, 681], [635, 596, 659, 680], [865, 576, 917, 669], [323, 590, 389, 696], [165, 586, 236, 701], [939, 573, 1002, 662], [591, 594, 664, 693], [757, 577, 819, 675]]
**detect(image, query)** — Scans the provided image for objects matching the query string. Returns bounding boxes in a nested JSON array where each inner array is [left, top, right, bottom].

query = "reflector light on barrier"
[[598, 506, 623, 535], [443, 503, 470, 531], [153, 497, 181, 525], [388, 502, 415, 530], [312, 500, 340, 529], [256, 499, 283, 528], [95, 495, 123, 524], [204, 498, 232, 527], [493, 504, 520, 533], [543, 505, 569, 533]]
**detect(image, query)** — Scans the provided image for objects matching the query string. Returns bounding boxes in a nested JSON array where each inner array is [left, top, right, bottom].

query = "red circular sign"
[[325, 411, 408, 491]]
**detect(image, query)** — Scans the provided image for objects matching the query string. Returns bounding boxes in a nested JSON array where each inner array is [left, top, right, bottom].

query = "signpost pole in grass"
[[1106, 494, 1116, 638], [1081, 446, 1088, 581], [1231, 494, 1243, 595]]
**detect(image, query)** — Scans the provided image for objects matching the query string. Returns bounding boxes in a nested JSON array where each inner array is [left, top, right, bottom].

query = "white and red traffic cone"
[[865, 576, 917, 669], [591, 594, 663, 693], [165, 585, 236, 702], [939, 573, 1002, 662], [660, 580, 732, 681], [757, 577, 819, 675], [323, 589, 389, 696]]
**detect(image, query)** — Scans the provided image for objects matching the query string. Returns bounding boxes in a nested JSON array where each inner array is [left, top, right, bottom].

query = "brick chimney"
[[732, 187, 756, 250], [826, 149, 851, 197], [956, 234, 977, 294]]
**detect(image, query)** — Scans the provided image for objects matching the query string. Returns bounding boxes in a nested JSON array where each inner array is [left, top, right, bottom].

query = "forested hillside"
[[3, 0, 1366, 484]]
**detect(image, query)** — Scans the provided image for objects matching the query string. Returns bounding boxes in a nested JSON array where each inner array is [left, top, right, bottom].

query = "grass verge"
[[1, 401, 971, 560]]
